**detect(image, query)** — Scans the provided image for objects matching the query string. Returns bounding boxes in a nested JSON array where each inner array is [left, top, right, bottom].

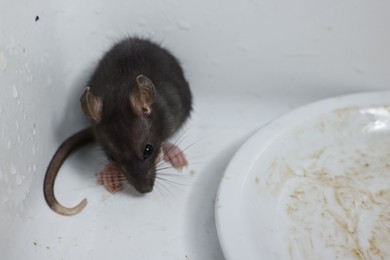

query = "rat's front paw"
[[162, 143, 188, 170]]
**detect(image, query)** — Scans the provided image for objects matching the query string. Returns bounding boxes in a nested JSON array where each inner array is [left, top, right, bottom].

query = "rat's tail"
[[44, 128, 94, 216]]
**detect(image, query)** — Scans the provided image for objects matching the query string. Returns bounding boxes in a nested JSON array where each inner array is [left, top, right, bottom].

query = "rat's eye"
[[143, 144, 154, 160]]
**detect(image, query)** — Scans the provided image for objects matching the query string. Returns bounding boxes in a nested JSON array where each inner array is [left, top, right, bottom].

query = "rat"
[[44, 37, 192, 216]]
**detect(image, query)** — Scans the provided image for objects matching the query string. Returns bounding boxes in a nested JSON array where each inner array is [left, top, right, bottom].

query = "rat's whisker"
[[155, 176, 189, 193], [155, 165, 175, 172], [169, 123, 193, 147], [155, 180, 176, 204], [156, 175, 191, 187], [87, 155, 108, 166], [152, 184, 169, 205], [115, 183, 132, 198], [158, 172, 191, 179], [156, 137, 202, 169]]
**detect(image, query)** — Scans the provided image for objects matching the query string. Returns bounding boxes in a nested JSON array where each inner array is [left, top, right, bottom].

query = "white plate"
[[216, 92, 390, 260]]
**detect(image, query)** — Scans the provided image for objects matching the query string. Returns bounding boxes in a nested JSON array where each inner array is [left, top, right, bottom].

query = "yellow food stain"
[[267, 153, 390, 259]]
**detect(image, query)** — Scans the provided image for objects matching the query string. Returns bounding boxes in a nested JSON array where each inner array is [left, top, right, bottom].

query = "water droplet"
[[238, 43, 248, 53], [7, 185, 12, 195], [12, 84, 18, 98], [178, 21, 191, 31], [26, 74, 33, 83], [15, 121, 19, 130], [0, 53, 7, 71], [15, 175, 22, 185], [138, 19, 147, 27], [93, 7, 102, 15], [32, 144, 36, 155], [353, 65, 366, 74], [7, 139, 11, 149], [32, 164, 37, 172], [313, 33, 320, 41], [2, 194, 9, 203], [10, 162, 16, 175], [19, 203, 25, 213], [47, 75, 53, 85], [32, 129, 37, 136]]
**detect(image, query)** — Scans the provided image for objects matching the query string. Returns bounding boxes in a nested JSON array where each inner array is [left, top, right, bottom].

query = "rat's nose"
[[134, 175, 155, 194], [135, 184, 153, 194]]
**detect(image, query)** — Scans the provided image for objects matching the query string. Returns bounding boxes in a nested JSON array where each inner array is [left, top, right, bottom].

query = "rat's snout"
[[132, 175, 155, 194], [135, 183, 153, 193], [122, 164, 156, 194]]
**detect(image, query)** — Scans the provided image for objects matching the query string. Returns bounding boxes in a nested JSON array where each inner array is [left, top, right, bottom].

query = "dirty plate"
[[216, 92, 390, 260]]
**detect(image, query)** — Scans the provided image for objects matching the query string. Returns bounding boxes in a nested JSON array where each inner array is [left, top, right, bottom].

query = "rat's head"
[[80, 75, 161, 193]]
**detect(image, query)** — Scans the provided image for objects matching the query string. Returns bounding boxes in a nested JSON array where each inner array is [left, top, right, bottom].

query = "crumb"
[[255, 177, 260, 184], [189, 170, 196, 177], [33, 241, 37, 246]]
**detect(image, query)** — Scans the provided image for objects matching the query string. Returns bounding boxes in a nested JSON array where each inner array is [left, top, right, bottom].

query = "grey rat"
[[44, 37, 192, 216]]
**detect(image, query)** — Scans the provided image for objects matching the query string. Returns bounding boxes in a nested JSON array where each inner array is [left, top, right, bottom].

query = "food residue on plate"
[[266, 150, 389, 259], [263, 106, 390, 259]]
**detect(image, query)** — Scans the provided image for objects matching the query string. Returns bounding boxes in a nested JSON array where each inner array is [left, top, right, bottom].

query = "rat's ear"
[[130, 75, 156, 115], [80, 87, 103, 123]]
